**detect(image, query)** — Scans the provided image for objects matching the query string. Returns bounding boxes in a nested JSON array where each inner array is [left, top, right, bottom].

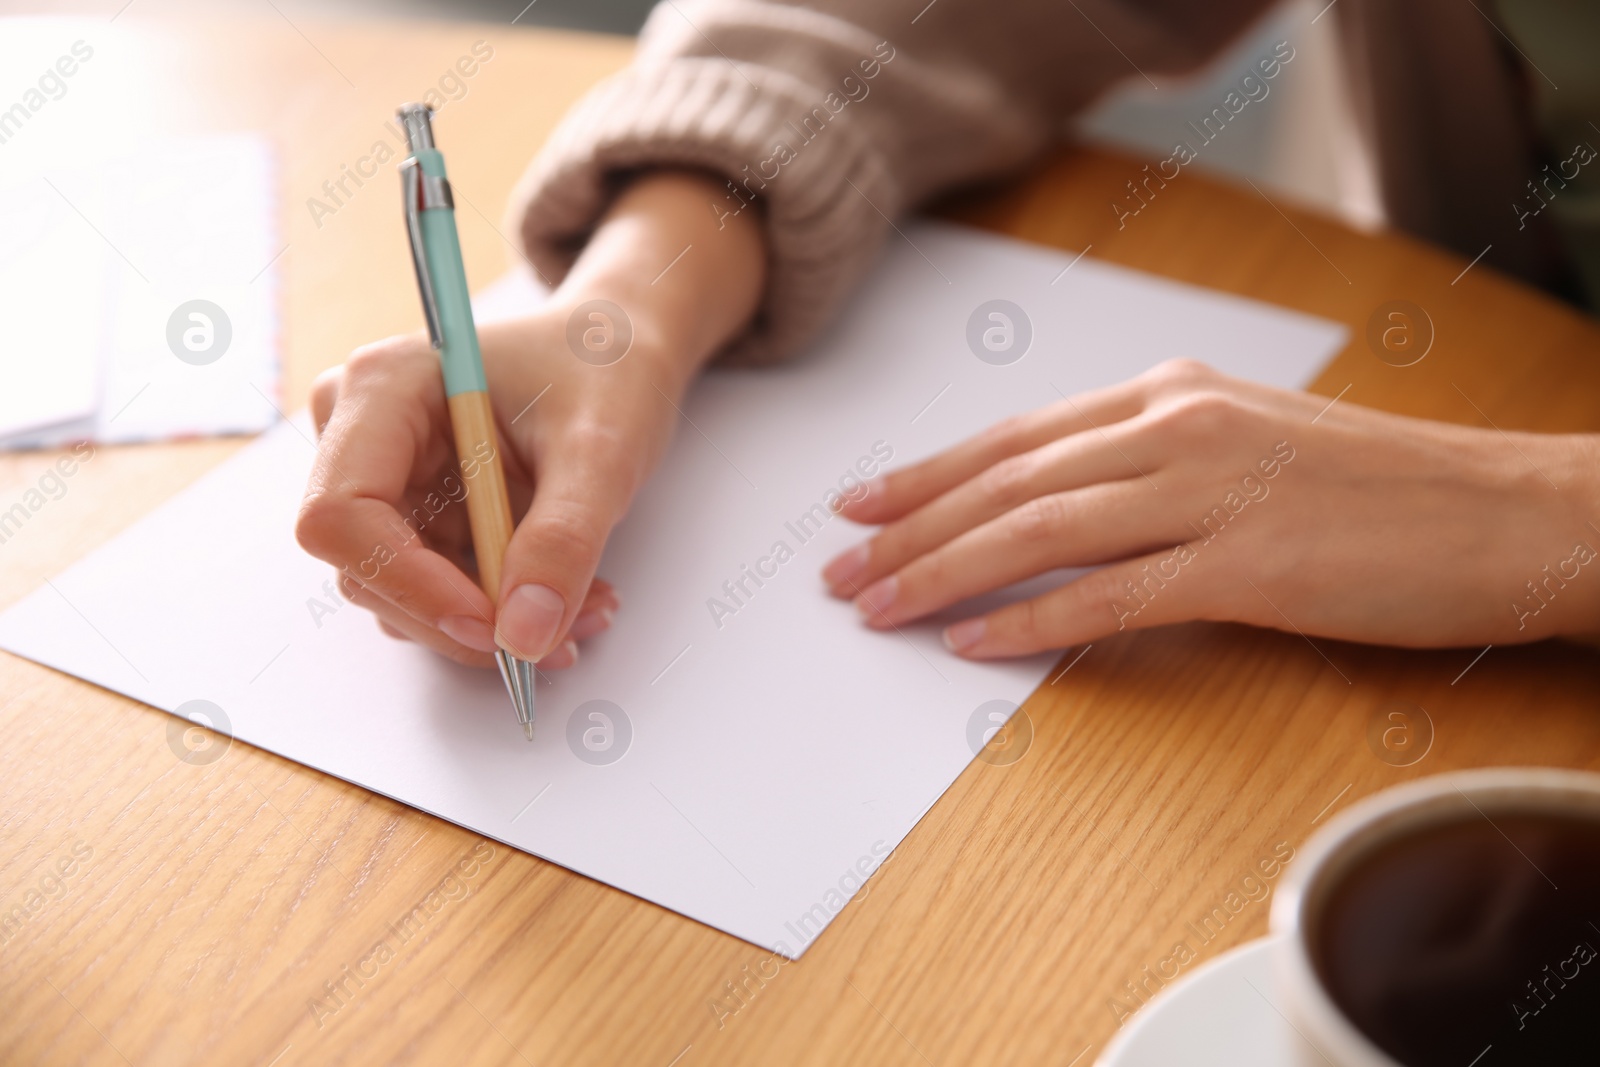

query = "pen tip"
[[495, 649, 537, 741]]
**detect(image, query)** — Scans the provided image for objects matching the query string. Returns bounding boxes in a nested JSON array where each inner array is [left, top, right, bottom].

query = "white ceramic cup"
[[1268, 766, 1600, 1067]]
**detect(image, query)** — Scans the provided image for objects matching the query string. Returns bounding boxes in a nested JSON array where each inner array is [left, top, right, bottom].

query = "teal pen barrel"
[[413, 147, 487, 398]]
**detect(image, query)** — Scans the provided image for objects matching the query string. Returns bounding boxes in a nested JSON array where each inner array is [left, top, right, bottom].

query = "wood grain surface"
[[1, 11, 1597, 1067]]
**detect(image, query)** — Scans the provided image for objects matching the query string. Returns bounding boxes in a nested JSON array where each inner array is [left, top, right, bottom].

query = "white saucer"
[[1097, 936, 1309, 1066]]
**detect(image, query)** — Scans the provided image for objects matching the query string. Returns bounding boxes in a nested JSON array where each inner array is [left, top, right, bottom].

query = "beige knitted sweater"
[[511, 0, 1568, 364]]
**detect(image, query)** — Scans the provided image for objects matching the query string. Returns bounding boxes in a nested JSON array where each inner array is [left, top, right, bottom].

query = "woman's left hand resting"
[[822, 359, 1600, 656]]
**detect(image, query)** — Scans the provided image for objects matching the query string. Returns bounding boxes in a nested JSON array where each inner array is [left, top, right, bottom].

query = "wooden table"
[[2, 12, 1597, 1066]]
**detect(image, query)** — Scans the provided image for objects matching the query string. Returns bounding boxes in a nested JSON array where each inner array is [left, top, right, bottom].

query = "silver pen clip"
[[400, 157, 444, 349], [396, 103, 455, 351]]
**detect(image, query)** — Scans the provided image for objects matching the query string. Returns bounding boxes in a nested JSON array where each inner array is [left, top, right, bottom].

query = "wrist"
[[551, 169, 765, 389], [541, 288, 701, 399]]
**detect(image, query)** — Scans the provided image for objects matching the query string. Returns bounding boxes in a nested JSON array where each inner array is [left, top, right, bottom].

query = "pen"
[[397, 102, 536, 740]]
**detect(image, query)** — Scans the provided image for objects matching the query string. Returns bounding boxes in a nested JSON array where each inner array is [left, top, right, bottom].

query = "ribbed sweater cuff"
[[508, 57, 892, 365]]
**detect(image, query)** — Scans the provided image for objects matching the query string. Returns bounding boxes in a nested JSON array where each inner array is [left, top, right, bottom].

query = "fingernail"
[[496, 583, 566, 660], [823, 543, 870, 591], [569, 606, 614, 642], [943, 617, 986, 653], [855, 575, 898, 620], [439, 615, 499, 653]]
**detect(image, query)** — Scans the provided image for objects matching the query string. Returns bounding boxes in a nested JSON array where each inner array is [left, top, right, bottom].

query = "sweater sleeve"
[[509, 0, 1276, 365]]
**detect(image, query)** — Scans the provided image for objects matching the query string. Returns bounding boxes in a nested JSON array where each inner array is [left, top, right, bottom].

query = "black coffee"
[[1315, 812, 1600, 1066]]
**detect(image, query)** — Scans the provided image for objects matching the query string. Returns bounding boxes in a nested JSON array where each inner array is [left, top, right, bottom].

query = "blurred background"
[[1, 0, 1379, 227], [306, 0, 1383, 229], [0, 0, 1378, 456], [320, 0, 1383, 229]]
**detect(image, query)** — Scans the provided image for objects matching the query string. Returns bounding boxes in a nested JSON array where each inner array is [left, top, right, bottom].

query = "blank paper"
[[0, 222, 1346, 954]]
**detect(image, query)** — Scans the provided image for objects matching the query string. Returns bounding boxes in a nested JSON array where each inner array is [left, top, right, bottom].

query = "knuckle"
[[977, 453, 1041, 508], [333, 570, 364, 601], [1011, 596, 1044, 644], [1075, 567, 1128, 614], [912, 546, 951, 595], [982, 411, 1032, 452], [1145, 357, 1214, 391], [310, 367, 344, 431], [293, 494, 343, 560], [384, 577, 426, 618], [343, 336, 428, 383], [524, 504, 603, 568], [564, 419, 640, 482], [341, 345, 393, 383], [1153, 390, 1240, 440], [564, 417, 628, 457], [1008, 493, 1070, 544]]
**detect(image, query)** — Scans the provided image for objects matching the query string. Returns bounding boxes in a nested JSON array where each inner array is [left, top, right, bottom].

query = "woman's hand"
[[295, 171, 765, 668], [823, 360, 1600, 657]]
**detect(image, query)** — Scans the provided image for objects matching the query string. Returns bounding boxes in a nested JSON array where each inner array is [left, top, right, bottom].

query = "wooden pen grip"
[[446, 390, 516, 600]]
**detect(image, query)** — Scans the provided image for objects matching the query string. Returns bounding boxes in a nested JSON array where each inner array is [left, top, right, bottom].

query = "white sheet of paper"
[[0, 134, 281, 450], [0, 222, 1346, 955]]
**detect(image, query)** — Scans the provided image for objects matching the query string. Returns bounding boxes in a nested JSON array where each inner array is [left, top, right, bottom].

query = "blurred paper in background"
[[0, 133, 281, 450]]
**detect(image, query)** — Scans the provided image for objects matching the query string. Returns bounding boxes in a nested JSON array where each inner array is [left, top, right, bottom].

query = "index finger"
[[295, 342, 498, 635]]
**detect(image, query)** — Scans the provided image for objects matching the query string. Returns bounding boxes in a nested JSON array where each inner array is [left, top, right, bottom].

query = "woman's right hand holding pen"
[[295, 171, 766, 669]]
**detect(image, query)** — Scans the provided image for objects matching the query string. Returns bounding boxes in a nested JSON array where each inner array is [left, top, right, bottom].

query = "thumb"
[[493, 440, 631, 662]]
